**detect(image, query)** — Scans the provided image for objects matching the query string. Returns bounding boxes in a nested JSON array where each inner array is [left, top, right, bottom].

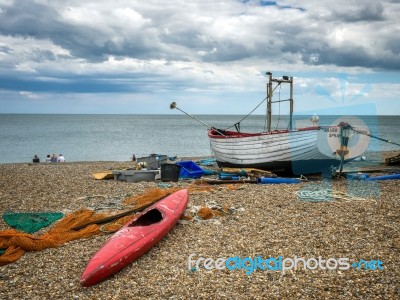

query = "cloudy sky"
[[0, 0, 399, 115]]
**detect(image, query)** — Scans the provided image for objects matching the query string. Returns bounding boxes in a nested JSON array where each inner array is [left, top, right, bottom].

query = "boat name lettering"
[[322, 127, 339, 133]]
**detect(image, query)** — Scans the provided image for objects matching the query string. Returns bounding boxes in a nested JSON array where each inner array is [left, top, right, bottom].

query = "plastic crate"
[[176, 161, 204, 178], [113, 170, 158, 182], [136, 154, 168, 170]]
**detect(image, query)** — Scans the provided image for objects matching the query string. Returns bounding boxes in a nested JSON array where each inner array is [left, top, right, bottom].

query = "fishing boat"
[[171, 73, 371, 175], [208, 73, 370, 174]]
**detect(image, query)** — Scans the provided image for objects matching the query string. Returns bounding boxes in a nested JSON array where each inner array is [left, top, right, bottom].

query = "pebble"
[[0, 160, 399, 299]]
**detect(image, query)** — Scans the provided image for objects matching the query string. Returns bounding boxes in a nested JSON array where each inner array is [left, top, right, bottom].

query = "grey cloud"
[[0, 1, 164, 62], [298, 43, 400, 70], [203, 42, 252, 62], [0, 0, 399, 73], [30, 49, 57, 62], [0, 45, 12, 54], [0, 1, 59, 37], [331, 2, 385, 22], [272, 1, 399, 70], [386, 38, 400, 55]]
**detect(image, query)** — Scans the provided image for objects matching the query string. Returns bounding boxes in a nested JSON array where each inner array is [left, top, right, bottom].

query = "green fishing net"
[[2, 211, 64, 234]]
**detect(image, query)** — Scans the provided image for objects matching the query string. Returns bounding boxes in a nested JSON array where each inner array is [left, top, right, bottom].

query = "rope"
[[225, 96, 267, 130], [351, 128, 400, 147], [296, 189, 372, 202], [296, 190, 334, 202]]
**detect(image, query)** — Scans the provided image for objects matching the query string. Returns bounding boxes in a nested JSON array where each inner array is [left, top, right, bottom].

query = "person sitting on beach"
[[51, 153, 57, 162], [32, 155, 40, 163], [45, 154, 51, 162], [57, 154, 65, 162]]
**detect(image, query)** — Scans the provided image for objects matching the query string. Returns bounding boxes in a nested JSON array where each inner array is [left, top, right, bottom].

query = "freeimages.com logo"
[[188, 254, 384, 275]]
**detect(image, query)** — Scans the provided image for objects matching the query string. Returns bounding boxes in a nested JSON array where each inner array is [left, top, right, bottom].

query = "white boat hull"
[[208, 126, 369, 174]]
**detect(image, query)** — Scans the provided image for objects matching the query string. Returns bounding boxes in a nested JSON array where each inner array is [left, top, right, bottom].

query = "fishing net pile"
[[0, 188, 182, 266], [2, 212, 64, 234], [0, 184, 225, 266], [0, 209, 108, 266]]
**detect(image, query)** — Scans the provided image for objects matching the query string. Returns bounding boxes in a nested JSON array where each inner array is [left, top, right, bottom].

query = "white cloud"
[[0, 0, 399, 114], [19, 91, 39, 98]]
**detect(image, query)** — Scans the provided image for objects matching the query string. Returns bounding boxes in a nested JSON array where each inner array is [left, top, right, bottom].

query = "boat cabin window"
[[129, 209, 163, 226]]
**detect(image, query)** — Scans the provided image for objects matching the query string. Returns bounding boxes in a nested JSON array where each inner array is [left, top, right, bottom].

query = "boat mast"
[[266, 72, 273, 132], [289, 76, 293, 130], [266, 72, 294, 132]]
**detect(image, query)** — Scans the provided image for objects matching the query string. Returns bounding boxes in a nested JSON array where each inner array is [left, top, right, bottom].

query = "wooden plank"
[[92, 171, 114, 180], [341, 165, 400, 174]]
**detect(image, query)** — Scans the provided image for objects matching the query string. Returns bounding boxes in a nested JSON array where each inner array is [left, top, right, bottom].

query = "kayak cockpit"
[[129, 209, 163, 227]]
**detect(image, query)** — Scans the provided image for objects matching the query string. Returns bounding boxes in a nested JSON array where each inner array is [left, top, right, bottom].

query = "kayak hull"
[[80, 189, 189, 287]]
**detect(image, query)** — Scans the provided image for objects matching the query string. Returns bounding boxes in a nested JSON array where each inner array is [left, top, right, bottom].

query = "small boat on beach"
[[80, 189, 189, 287], [172, 73, 371, 174]]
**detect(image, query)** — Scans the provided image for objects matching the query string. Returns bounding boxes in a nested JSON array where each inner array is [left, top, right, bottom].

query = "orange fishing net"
[[197, 207, 214, 220], [0, 185, 223, 265], [123, 187, 180, 207], [0, 209, 110, 266], [0, 188, 189, 265], [99, 214, 135, 233]]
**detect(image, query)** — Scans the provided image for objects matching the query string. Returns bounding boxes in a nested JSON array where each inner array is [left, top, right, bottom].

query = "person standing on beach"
[[51, 153, 57, 162], [57, 154, 65, 162]]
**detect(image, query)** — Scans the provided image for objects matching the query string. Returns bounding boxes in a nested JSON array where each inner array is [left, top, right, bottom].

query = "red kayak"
[[80, 189, 189, 287]]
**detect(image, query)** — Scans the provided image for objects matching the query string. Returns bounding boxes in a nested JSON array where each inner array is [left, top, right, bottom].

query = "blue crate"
[[176, 161, 204, 178]]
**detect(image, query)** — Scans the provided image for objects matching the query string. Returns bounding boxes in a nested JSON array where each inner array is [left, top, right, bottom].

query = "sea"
[[0, 114, 399, 163]]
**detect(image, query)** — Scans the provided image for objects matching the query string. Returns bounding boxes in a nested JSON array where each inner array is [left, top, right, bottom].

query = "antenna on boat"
[[169, 102, 226, 137]]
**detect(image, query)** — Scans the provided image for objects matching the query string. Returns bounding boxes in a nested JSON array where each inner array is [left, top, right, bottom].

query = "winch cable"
[[351, 127, 400, 147], [225, 80, 285, 132], [169, 101, 227, 137], [224, 96, 267, 131]]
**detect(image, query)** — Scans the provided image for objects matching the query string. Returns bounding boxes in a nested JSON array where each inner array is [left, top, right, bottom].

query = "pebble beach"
[[0, 158, 399, 299]]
